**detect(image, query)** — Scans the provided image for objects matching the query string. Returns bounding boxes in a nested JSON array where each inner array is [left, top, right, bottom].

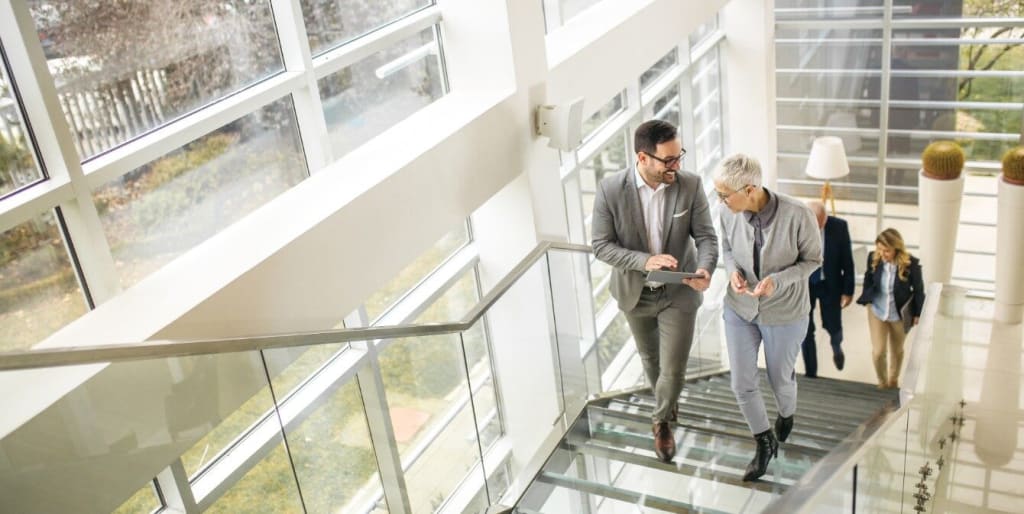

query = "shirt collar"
[[743, 187, 779, 226], [634, 166, 668, 193]]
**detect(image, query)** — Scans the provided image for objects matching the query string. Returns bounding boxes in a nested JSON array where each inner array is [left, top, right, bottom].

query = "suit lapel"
[[623, 171, 650, 252], [661, 180, 679, 249]]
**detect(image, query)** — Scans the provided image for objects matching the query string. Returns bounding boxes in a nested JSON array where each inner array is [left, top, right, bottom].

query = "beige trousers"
[[867, 308, 907, 386]]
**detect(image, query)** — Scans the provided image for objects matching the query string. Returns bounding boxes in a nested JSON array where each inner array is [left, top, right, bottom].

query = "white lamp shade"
[[805, 136, 851, 180]]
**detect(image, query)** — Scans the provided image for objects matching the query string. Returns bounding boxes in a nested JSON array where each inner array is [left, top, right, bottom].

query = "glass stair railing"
[[512, 371, 898, 513]]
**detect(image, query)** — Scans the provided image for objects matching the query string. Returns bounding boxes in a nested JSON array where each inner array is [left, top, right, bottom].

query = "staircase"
[[513, 372, 896, 513]]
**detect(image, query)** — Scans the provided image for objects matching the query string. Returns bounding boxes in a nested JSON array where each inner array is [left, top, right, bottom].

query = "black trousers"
[[802, 281, 844, 376]]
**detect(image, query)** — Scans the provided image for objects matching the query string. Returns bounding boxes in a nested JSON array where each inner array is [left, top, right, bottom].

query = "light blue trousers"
[[723, 305, 807, 435]]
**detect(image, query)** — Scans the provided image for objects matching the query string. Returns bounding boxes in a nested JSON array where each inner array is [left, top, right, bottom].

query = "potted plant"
[[995, 146, 1024, 323], [918, 140, 965, 285]]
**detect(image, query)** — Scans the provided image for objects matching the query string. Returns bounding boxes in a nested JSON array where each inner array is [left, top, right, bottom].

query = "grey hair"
[[713, 153, 763, 190]]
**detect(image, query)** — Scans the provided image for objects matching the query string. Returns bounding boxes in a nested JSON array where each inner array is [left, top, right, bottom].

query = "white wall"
[[721, 0, 778, 186]]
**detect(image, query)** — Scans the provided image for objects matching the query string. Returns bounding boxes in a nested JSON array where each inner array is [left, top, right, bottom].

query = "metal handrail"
[[761, 282, 946, 513], [0, 241, 593, 372]]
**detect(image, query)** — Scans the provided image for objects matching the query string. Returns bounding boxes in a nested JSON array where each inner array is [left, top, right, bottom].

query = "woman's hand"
[[730, 271, 748, 294], [750, 276, 776, 297], [912, 316, 920, 326]]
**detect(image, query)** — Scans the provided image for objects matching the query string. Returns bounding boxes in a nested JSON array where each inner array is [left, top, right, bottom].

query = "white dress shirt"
[[635, 167, 668, 286]]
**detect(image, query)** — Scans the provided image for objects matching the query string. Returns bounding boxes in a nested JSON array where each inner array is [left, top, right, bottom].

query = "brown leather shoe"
[[653, 422, 676, 462]]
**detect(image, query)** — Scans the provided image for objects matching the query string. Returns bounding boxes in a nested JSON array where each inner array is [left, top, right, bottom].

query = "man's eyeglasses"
[[643, 150, 686, 167], [715, 184, 751, 201]]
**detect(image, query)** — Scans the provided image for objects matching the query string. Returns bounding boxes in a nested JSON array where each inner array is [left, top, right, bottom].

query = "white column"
[[918, 172, 964, 286], [720, 0, 777, 188], [994, 177, 1024, 323]]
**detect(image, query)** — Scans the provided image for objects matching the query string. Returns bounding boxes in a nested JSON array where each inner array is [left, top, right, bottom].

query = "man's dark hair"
[[634, 120, 678, 155]]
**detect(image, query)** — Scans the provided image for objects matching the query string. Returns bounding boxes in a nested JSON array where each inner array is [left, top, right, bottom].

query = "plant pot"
[[995, 174, 1024, 323], [918, 170, 964, 286]]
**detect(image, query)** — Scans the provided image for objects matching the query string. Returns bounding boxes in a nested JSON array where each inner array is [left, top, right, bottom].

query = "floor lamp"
[[805, 136, 851, 216]]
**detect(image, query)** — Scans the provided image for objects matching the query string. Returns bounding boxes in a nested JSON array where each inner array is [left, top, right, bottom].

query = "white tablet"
[[646, 270, 703, 282]]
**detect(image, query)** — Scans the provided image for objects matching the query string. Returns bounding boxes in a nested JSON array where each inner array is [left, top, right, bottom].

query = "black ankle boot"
[[743, 430, 779, 482], [775, 414, 794, 442]]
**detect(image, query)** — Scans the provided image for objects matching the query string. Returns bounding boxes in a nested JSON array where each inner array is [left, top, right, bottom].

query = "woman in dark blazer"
[[856, 228, 925, 389]]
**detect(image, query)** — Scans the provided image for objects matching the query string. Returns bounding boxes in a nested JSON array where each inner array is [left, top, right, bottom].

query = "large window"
[[0, 211, 89, 352], [301, 0, 432, 55], [370, 221, 499, 512], [1, 1, 468, 511], [364, 224, 470, 323], [93, 97, 308, 288], [320, 27, 447, 157], [581, 92, 626, 144], [691, 47, 724, 182], [774, 1, 1024, 291], [0, 59, 43, 197], [31, 1, 285, 160], [1, 1, 450, 350], [542, 0, 605, 32]]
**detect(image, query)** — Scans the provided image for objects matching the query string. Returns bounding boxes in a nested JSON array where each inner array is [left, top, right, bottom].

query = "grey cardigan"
[[718, 190, 822, 324]]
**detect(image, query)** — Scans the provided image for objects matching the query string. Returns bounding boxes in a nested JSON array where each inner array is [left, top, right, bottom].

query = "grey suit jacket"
[[591, 168, 718, 313]]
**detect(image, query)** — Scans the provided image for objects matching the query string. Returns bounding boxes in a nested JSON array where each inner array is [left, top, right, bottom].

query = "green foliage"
[[204, 444, 304, 514], [93, 131, 238, 216], [597, 314, 632, 372], [380, 336, 464, 397], [921, 141, 965, 180], [111, 481, 159, 514], [0, 135, 33, 185], [295, 445, 378, 513], [955, 0, 1024, 161]]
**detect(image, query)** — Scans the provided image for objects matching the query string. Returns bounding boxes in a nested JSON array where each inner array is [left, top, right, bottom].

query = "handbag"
[[899, 298, 914, 333]]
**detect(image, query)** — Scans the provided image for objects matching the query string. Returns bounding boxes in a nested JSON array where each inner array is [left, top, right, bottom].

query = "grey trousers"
[[623, 288, 697, 424], [723, 304, 807, 435]]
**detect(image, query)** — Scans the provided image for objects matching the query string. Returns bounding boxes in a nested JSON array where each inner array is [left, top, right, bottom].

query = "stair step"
[[679, 382, 890, 417], [513, 370, 895, 513], [589, 404, 829, 458], [534, 471, 737, 514], [640, 387, 879, 423], [563, 439, 784, 491], [577, 429, 812, 485], [609, 397, 852, 443]]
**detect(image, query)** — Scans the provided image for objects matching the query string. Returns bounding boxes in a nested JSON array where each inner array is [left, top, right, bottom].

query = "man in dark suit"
[[591, 120, 718, 462], [802, 201, 855, 377]]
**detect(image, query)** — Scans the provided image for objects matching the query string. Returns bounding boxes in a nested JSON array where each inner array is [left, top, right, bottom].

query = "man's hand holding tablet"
[[647, 268, 712, 292]]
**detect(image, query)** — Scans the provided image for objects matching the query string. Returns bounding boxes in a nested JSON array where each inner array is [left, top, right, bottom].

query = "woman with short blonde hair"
[[714, 153, 822, 481]]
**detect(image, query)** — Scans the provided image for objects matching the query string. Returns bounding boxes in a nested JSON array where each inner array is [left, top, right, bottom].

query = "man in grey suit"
[[591, 120, 718, 462]]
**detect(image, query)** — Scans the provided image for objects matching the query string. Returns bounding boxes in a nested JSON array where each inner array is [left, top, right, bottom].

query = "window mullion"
[[156, 460, 200, 514], [354, 340, 414, 514], [679, 41, 698, 174], [0, 1, 121, 305], [271, 0, 333, 174]]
